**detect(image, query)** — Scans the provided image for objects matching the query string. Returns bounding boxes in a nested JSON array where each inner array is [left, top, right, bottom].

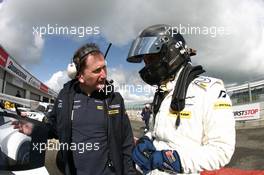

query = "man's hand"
[[151, 150, 182, 173], [12, 120, 33, 136], [132, 136, 156, 174], [20, 112, 27, 117]]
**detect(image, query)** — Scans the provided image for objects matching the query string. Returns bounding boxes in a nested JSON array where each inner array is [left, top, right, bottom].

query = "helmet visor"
[[127, 36, 163, 63]]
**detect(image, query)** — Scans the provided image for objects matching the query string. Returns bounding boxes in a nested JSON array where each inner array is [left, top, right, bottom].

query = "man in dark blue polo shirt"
[[48, 43, 136, 175], [71, 87, 114, 175]]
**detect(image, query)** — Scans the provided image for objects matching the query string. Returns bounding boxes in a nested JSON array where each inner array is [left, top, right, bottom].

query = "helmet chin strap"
[[170, 62, 205, 127]]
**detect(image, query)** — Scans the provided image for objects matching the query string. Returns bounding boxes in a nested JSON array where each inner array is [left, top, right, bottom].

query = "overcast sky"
[[0, 0, 264, 102]]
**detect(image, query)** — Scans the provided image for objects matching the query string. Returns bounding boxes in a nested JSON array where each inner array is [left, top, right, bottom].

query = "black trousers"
[[144, 119, 149, 130]]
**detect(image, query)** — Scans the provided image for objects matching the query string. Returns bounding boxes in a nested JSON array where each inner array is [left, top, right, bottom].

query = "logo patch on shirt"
[[58, 100, 62, 108], [194, 77, 211, 90], [214, 101, 231, 109], [218, 90, 227, 98], [73, 100, 81, 109], [168, 111, 192, 119], [73, 105, 81, 109], [185, 96, 195, 106], [109, 104, 120, 109], [108, 109, 119, 115], [94, 100, 103, 103], [97, 105, 103, 110]]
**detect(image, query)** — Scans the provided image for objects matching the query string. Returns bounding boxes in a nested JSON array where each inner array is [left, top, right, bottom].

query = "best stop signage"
[[233, 103, 260, 121]]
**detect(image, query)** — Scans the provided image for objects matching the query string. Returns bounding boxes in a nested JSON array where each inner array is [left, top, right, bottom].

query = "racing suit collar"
[[160, 66, 185, 92]]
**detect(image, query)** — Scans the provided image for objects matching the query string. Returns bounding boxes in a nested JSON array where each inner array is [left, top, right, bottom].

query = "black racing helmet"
[[127, 24, 192, 86]]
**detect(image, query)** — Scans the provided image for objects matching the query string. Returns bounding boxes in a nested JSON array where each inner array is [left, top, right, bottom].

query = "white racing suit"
[[146, 76, 236, 175]]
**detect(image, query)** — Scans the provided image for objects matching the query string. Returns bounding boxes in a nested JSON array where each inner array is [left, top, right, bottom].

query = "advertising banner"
[[28, 76, 41, 89], [0, 46, 8, 68], [5, 57, 31, 82], [40, 83, 49, 93], [233, 103, 260, 121]]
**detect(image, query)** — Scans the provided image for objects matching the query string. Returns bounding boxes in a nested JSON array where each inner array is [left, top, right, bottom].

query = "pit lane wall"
[[127, 102, 264, 129]]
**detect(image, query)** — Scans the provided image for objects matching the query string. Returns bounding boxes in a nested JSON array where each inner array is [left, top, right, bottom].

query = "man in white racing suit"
[[127, 24, 235, 174]]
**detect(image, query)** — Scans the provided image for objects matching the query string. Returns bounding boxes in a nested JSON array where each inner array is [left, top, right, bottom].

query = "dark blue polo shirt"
[[71, 91, 115, 175]]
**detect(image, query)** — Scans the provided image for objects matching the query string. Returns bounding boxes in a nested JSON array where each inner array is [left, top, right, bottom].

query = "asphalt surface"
[[44, 120, 264, 175], [227, 127, 264, 170]]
